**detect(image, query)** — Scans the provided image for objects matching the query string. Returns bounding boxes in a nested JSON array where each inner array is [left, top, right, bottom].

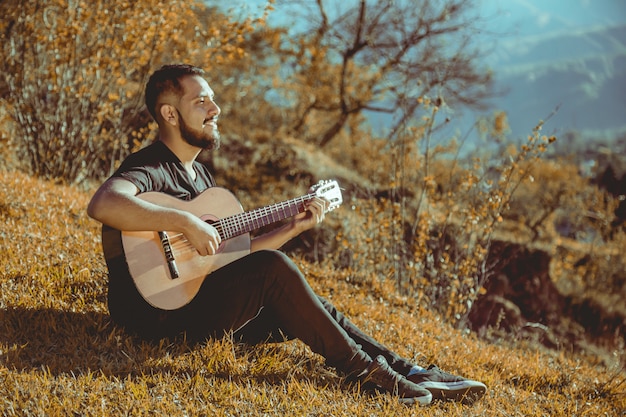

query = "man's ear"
[[159, 104, 178, 126]]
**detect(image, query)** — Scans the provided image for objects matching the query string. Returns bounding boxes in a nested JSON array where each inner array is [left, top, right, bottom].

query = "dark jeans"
[[108, 249, 413, 377]]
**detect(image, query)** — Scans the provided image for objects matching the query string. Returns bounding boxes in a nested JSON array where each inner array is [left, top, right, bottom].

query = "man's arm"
[[87, 177, 222, 256], [250, 197, 328, 252]]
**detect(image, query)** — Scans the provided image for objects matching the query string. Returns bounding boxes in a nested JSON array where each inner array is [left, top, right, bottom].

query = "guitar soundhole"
[[201, 214, 225, 254]]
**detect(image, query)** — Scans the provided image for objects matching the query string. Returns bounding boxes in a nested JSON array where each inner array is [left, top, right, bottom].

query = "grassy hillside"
[[1, 169, 624, 415]]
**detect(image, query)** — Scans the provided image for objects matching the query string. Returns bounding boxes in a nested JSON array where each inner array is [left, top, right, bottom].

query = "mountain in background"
[[481, 0, 626, 143]]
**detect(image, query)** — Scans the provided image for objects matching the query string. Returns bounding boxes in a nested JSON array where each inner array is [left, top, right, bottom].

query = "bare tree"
[[277, 0, 494, 146]]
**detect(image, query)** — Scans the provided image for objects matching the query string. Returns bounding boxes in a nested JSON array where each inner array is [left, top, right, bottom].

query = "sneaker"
[[360, 355, 432, 405], [406, 365, 487, 404]]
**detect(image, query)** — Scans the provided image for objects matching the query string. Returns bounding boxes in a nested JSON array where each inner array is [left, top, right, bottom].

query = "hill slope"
[[0, 169, 624, 416]]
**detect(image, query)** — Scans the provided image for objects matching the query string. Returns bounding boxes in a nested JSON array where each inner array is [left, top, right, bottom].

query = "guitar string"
[[154, 202, 299, 256], [154, 191, 329, 255]]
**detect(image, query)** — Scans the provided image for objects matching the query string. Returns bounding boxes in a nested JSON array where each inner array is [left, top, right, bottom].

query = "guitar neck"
[[212, 193, 315, 240]]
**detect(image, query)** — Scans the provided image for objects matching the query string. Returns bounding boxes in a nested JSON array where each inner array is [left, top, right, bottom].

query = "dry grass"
[[1, 169, 624, 416]]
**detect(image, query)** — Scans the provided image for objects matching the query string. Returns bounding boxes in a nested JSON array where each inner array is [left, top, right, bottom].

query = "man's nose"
[[208, 101, 220, 116]]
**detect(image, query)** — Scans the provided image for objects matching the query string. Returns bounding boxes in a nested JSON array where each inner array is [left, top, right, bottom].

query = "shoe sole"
[[361, 383, 433, 406], [416, 381, 487, 404], [398, 391, 433, 406]]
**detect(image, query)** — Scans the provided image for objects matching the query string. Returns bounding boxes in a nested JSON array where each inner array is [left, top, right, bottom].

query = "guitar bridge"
[[158, 231, 180, 279]]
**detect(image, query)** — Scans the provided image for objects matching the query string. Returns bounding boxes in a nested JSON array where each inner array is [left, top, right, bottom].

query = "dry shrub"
[[0, 0, 259, 182], [551, 228, 626, 348], [328, 113, 560, 325], [416, 122, 560, 324], [505, 158, 616, 242], [0, 105, 18, 171], [325, 129, 396, 186]]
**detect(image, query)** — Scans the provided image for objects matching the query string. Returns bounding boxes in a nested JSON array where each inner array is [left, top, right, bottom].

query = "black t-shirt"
[[112, 140, 216, 199], [103, 141, 216, 335]]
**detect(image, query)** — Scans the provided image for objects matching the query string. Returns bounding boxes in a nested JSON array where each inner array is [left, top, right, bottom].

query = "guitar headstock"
[[311, 180, 343, 212]]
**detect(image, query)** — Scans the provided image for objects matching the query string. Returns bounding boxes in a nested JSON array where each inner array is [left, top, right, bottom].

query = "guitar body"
[[104, 188, 250, 310]]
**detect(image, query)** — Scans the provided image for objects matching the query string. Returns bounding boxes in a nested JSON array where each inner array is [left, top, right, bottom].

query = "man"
[[87, 64, 487, 406]]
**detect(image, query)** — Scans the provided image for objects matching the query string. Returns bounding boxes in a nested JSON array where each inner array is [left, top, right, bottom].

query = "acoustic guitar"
[[102, 180, 342, 310]]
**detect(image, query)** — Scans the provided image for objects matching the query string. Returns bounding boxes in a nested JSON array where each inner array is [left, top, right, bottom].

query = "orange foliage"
[[0, 0, 261, 182]]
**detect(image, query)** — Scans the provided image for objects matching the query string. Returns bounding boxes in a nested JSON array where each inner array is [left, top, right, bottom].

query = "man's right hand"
[[181, 213, 222, 256]]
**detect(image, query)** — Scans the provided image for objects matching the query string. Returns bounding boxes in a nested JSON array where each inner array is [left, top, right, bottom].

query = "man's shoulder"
[[116, 141, 177, 173], [124, 141, 170, 163]]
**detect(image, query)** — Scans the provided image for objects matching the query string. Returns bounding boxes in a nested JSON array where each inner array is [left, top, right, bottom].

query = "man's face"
[[177, 108, 220, 150], [176, 75, 221, 150]]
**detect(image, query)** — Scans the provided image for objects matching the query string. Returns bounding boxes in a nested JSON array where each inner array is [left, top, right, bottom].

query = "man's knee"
[[248, 249, 292, 266], [245, 250, 301, 277]]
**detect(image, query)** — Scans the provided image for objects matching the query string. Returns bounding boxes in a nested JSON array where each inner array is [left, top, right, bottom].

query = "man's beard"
[[177, 110, 220, 150]]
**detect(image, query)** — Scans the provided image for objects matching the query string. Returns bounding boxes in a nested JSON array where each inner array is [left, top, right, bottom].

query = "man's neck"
[[158, 136, 201, 177]]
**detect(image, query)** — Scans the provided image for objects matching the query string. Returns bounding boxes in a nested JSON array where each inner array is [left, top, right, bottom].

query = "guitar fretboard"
[[211, 193, 315, 240]]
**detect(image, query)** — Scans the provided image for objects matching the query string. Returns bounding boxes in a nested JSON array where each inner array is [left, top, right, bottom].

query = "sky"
[[219, 0, 626, 145], [486, 0, 625, 36]]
